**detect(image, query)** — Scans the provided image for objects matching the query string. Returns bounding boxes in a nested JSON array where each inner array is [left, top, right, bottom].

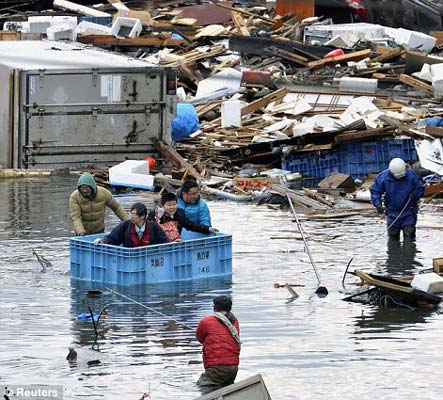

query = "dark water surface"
[[0, 176, 442, 399]]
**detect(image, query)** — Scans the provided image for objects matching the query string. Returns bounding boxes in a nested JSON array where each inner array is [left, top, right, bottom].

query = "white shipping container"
[[0, 41, 176, 169]]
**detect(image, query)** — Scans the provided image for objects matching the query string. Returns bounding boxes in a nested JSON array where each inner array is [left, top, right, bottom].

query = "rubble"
[[2, 0, 443, 212]]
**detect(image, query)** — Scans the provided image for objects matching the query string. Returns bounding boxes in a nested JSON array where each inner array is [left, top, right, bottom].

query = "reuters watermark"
[[2, 385, 63, 399]]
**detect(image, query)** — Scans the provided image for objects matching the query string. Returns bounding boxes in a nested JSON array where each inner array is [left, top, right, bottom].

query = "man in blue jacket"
[[177, 180, 212, 226], [94, 202, 169, 247], [370, 158, 424, 241]]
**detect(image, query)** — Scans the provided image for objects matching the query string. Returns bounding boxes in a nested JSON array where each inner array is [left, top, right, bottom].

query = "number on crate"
[[151, 257, 165, 267], [199, 266, 210, 273], [197, 251, 210, 260]]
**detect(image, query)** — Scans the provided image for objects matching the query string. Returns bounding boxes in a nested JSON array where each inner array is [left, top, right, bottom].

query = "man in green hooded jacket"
[[69, 172, 129, 236]]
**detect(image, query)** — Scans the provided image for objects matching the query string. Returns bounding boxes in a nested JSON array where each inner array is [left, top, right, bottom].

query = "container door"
[[20, 68, 173, 168]]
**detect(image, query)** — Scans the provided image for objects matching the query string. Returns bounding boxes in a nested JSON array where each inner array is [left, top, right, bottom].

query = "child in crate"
[[154, 192, 218, 242]]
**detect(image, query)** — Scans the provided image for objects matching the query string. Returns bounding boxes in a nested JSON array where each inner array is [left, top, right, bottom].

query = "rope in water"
[[105, 286, 195, 331]]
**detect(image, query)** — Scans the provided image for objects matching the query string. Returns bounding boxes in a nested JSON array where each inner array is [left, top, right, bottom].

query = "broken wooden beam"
[[334, 126, 396, 143], [153, 140, 201, 183], [307, 49, 372, 70], [264, 46, 308, 66], [399, 74, 434, 93], [77, 35, 187, 47], [231, 11, 250, 36], [241, 87, 287, 116]]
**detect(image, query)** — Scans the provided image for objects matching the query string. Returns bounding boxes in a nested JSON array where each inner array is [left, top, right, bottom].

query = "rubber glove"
[[376, 205, 384, 216], [93, 238, 103, 246]]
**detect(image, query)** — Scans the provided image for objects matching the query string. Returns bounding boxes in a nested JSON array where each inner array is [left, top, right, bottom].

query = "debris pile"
[[3, 0, 443, 205]]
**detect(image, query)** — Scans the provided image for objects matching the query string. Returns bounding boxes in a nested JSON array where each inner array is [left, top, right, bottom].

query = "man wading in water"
[[196, 295, 241, 393]]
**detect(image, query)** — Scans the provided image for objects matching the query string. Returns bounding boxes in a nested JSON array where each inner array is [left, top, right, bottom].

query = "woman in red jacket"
[[196, 295, 241, 392]]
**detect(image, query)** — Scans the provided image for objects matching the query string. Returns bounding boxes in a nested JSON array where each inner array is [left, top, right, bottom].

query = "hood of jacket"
[[77, 172, 97, 197]]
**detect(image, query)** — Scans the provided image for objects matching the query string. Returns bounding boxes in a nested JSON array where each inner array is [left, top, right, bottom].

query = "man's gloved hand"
[[376, 205, 384, 216], [93, 238, 103, 246], [78, 232, 85, 236], [409, 193, 415, 202], [209, 227, 219, 233]]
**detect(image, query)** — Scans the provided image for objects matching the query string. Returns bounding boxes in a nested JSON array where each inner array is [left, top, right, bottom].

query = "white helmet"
[[389, 158, 407, 179]]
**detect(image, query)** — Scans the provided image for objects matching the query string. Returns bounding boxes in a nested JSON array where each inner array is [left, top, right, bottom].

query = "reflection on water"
[[69, 277, 232, 350], [381, 239, 422, 275], [352, 306, 431, 335], [2, 178, 443, 399]]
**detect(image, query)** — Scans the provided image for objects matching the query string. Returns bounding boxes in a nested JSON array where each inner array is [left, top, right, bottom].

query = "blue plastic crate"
[[281, 150, 341, 178], [339, 139, 417, 178], [77, 16, 112, 26], [70, 231, 232, 286], [282, 139, 417, 179]]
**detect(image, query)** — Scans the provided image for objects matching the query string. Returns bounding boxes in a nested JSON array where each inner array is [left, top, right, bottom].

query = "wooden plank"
[[230, 11, 250, 36], [334, 127, 396, 143], [215, 3, 275, 24], [264, 46, 307, 66], [241, 88, 288, 116], [307, 49, 372, 70], [153, 140, 201, 183], [77, 35, 186, 47], [302, 188, 333, 207], [399, 74, 434, 93], [0, 31, 19, 41], [425, 126, 443, 138], [430, 31, 443, 47], [209, 88, 287, 127], [371, 47, 404, 63]]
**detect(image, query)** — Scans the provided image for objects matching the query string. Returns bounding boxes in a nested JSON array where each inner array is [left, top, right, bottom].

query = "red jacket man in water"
[[195, 295, 241, 392]]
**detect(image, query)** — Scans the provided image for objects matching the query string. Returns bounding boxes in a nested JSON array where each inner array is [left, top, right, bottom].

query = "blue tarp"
[[172, 103, 199, 142]]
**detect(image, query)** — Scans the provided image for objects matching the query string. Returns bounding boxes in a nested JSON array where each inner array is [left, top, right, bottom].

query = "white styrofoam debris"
[[411, 273, 443, 294], [110, 17, 142, 38], [109, 160, 154, 190], [221, 100, 242, 128], [389, 28, 436, 52], [415, 139, 443, 175], [195, 68, 242, 99], [46, 24, 76, 41], [76, 21, 112, 36]]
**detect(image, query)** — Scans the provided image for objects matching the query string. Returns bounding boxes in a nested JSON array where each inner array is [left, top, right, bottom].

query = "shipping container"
[[0, 41, 176, 169]]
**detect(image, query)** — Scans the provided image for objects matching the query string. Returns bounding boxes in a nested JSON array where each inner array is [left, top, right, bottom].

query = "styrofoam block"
[[109, 160, 154, 189], [51, 16, 78, 28], [411, 273, 443, 294], [110, 17, 142, 38], [221, 100, 242, 128], [111, 160, 149, 174], [340, 77, 378, 93], [392, 28, 436, 52], [76, 21, 111, 36], [429, 63, 443, 97], [46, 24, 76, 41]]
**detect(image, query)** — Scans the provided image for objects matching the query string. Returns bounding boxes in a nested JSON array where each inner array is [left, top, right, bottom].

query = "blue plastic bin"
[[70, 231, 232, 286], [281, 139, 417, 179]]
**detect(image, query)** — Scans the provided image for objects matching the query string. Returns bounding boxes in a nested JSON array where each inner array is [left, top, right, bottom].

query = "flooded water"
[[1, 176, 443, 399]]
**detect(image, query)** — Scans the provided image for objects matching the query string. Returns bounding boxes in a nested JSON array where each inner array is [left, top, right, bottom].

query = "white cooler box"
[[411, 273, 443, 294]]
